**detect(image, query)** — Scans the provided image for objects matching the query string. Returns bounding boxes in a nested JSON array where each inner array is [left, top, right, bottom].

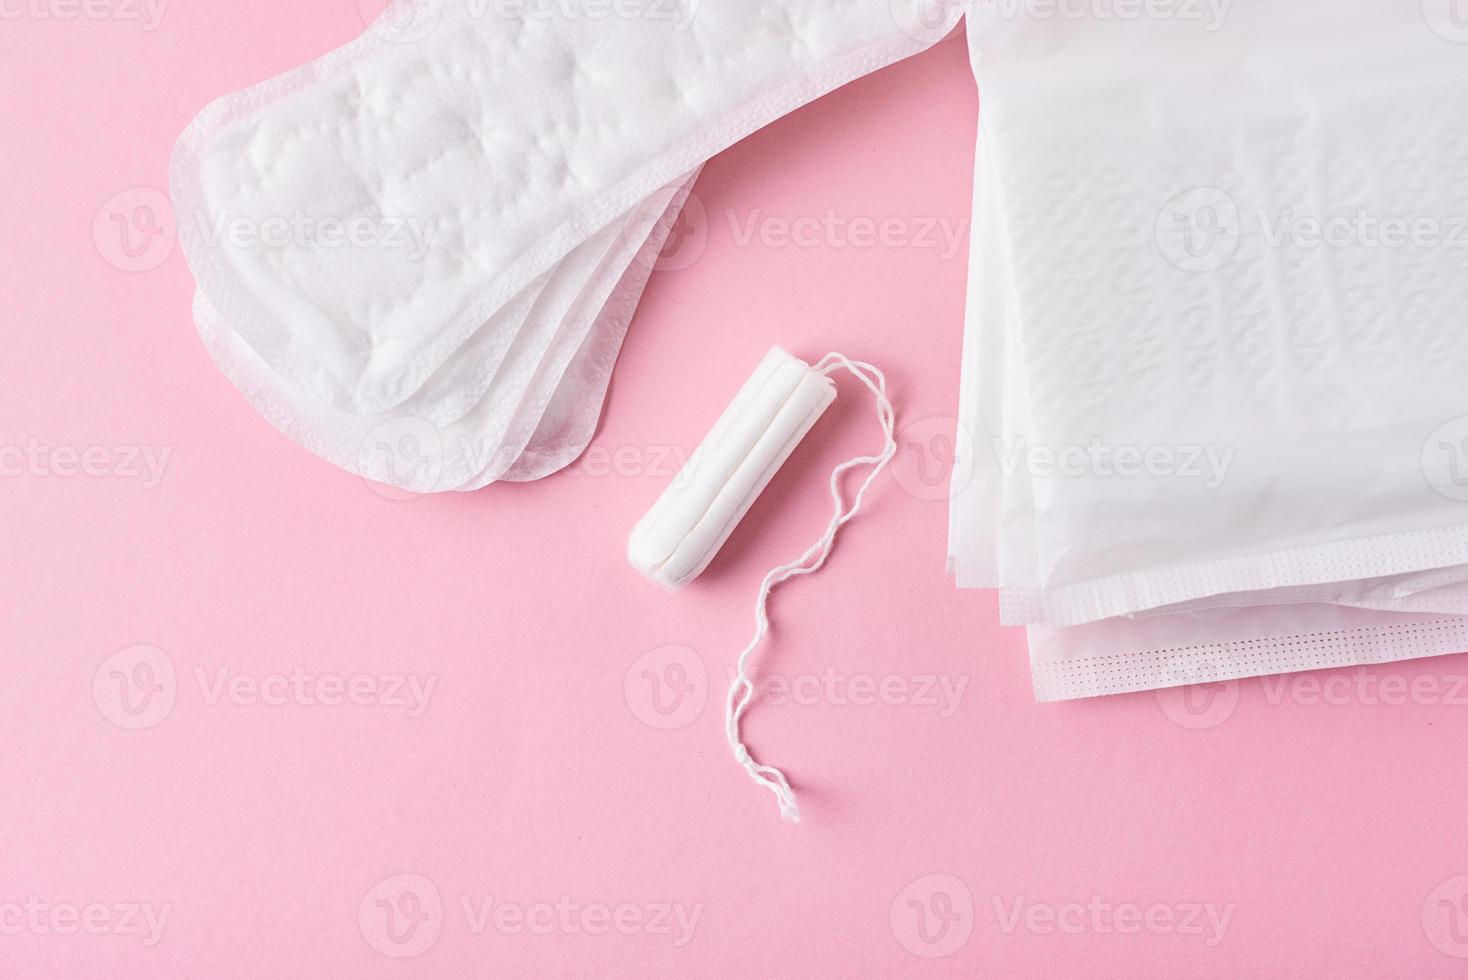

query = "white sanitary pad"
[[170, 0, 965, 490], [950, 1, 1468, 698]]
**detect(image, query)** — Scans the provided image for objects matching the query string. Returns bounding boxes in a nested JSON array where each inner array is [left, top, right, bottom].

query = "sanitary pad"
[[170, 0, 965, 489], [949, 1, 1468, 698]]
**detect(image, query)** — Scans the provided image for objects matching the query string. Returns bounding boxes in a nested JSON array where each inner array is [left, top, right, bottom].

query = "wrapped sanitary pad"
[[949, 0, 1468, 698]]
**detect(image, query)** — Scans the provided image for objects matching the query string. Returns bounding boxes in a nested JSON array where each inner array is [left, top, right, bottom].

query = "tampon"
[[628, 347, 837, 588]]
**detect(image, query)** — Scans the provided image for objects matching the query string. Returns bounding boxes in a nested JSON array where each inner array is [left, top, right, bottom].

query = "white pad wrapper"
[[950, 1, 1468, 700], [629, 347, 836, 588]]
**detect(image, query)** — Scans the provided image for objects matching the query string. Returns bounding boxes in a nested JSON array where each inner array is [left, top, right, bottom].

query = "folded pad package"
[[948, 0, 1468, 699]]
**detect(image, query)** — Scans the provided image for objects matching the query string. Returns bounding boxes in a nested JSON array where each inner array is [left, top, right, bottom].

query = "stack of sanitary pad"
[[948, 1, 1468, 698], [170, 0, 962, 492]]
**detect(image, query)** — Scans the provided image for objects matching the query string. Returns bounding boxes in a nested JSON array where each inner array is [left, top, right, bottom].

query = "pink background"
[[7, 4, 1468, 976]]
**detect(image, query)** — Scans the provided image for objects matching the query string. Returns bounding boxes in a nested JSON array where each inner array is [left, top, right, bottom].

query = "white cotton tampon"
[[630, 346, 896, 821], [628, 347, 837, 589]]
